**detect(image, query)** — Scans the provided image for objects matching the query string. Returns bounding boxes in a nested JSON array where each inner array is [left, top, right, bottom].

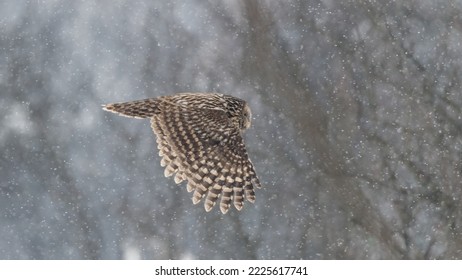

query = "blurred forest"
[[1, 0, 462, 259]]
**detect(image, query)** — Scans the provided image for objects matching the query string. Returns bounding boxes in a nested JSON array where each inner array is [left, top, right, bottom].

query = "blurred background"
[[1, 0, 462, 259]]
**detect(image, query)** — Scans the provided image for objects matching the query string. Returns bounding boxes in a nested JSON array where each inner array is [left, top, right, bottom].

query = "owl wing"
[[152, 100, 261, 214]]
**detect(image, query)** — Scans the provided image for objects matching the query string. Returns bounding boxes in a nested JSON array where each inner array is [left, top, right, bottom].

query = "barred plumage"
[[103, 93, 261, 214]]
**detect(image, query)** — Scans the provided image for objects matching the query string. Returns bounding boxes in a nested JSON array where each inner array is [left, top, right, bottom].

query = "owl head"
[[241, 103, 252, 130], [222, 94, 252, 132]]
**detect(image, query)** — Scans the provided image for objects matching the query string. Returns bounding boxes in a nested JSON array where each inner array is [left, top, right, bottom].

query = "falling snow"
[[1, 0, 461, 259]]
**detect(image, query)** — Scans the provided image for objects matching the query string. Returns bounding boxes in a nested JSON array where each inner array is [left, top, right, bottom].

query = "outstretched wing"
[[154, 100, 261, 214]]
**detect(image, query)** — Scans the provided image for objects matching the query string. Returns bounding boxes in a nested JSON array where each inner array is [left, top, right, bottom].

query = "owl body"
[[103, 93, 261, 214]]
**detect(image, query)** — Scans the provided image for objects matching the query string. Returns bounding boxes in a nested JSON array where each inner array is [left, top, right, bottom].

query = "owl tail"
[[102, 98, 160, 119]]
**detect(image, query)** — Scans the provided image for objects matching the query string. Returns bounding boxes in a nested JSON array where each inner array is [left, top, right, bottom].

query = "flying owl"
[[102, 93, 261, 214]]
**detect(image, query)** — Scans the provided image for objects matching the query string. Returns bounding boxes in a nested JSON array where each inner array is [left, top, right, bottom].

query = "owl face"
[[241, 103, 252, 131]]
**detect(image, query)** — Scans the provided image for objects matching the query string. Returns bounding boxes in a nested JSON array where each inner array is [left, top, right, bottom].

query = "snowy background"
[[1, 0, 462, 259]]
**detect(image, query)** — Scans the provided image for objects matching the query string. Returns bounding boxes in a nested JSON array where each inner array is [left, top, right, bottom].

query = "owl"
[[103, 93, 261, 214]]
